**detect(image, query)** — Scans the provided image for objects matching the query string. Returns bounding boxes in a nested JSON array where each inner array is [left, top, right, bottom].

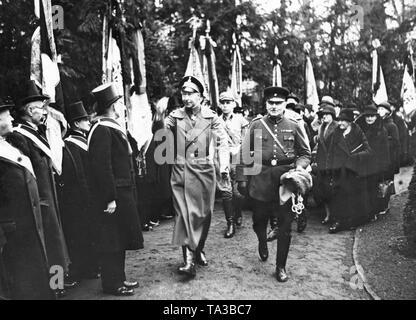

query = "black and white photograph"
[[0, 0, 416, 305]]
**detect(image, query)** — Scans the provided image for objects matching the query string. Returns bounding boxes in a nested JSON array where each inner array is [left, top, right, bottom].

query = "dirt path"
[[65, 203, 369, 300]]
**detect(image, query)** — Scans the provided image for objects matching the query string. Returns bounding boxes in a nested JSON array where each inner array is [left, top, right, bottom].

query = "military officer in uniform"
[[154, 76, 229, 278], [217, 91, 249, 238], [237, 86, 311, 282]]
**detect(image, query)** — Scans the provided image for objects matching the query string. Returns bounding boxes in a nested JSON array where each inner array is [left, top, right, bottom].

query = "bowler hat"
[[362, 105, 378, 116], [337, 108, 354, 122], [91, 83, 122, 115], [180, 76, 204, 94], [0, 97, 15, 113], [67, 101, 89, 123], [19, 80, 49, 107], [264, 86, 290, 101]]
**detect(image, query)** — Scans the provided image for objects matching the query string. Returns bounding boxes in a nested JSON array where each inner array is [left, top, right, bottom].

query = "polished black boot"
[[223, 199, 235, 238], [234, 198, 243, 227], [178, 247, 196, 277], [195, 250, 208, 266], [267, 217, 279, 242], [258, 241, 269, 261], [276, 235, 291, 282]]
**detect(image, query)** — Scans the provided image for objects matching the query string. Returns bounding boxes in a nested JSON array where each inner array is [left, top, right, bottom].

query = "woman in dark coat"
[[356, 105, 390, 220], [313, 103, 338, 224], [324, 109, 372, 233]]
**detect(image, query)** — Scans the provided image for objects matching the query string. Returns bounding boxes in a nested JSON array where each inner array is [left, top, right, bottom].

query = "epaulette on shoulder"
[[170, 108, 185, 118], [250, 114, 263, 123]]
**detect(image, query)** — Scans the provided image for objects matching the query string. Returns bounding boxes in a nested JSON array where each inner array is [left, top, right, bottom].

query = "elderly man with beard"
[[0, 97, 54, 300], [154, 76, 229, 278], [237, 87, 311, 282]]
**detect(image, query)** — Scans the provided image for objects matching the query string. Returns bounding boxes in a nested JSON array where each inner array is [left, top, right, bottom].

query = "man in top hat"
[[0, 97, 55, 300], [88, 82, 143, 296], [217, 90, 249, 238], [8, 80, 70, 297], [237, 86, 311, 282], [154, 75, 230, 278], [58, 101, 99, 284], [377, 101, 400, 181]]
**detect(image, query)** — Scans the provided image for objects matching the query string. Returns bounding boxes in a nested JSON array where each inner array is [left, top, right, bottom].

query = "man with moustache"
[[154, 76, 229, 278], [0, 97, 54, 300], [237, 87, 311, 282], [59, 101, 99, 284], [8, 80, 69, 297]]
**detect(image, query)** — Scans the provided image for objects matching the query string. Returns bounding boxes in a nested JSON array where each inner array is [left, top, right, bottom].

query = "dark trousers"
[[100, 251, 126, 291], [253, 199, 294, 267], [252, 200, 293, 243]]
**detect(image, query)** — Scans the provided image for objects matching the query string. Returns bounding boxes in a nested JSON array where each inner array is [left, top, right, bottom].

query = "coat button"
[[17, 157, 22, 162]]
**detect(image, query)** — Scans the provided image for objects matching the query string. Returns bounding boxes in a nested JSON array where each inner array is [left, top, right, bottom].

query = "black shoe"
[[178, 263, 196, 277], [276, 267, 289, 282], [161, 214, 174, 220], [258, 242, 268, 261], [329, 222, 341, 234], [123, 280, 139, 289], [149, 220, 160, 227], [236, 216, 243, 227], [143, 224, 153, 231], [195, 251, 208, 266], [104, 286, 134, 296], [266, 228, 278, 242], [224, 221, 235, 238], [321, 218, 329, 225]]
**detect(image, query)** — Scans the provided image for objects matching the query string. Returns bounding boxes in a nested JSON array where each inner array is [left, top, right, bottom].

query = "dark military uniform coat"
[[88, 118, 143, 253], [238, 114, 311, 202], [0, 139, 54, 300]]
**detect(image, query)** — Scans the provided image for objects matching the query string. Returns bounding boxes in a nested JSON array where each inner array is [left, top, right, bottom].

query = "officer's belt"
[[262, 158, 294, 167]]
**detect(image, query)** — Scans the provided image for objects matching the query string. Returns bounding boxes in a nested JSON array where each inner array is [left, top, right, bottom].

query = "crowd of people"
[[0, 75, 413, 300]]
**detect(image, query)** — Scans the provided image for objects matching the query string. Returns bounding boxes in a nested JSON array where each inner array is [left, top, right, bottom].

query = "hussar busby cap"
[[67, 101, 89, 123], [0, 97, 15, 113], [337, 108, 354, 122], [91, 83, 123, 115], [264, 86, 290, 101], [180, 76, 204, 94]]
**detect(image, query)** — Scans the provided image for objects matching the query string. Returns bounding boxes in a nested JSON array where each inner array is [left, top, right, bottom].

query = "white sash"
[[13, 125, 53, 160], [0, 140, 36, 177], [88, 119, 132, 154], [65, 136, 88, 152]]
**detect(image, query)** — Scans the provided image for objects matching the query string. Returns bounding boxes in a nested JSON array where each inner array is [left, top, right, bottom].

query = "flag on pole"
[[31, 0, 66, 174], [303, 43, 319, 111], [231, 33, 242, 108], [272, 46, 282, 87], [127, 28, 153, 152], [371, 40, 388, 105], [401, 60, 416, 117]]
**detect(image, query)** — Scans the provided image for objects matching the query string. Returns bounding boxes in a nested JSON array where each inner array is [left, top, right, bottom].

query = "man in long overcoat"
[[0, 97, 54, 300], [7, 81, 70, 296], [59, 101, 98, 283], [154, 76, 229, 278], [88, 83, 143, 296]]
